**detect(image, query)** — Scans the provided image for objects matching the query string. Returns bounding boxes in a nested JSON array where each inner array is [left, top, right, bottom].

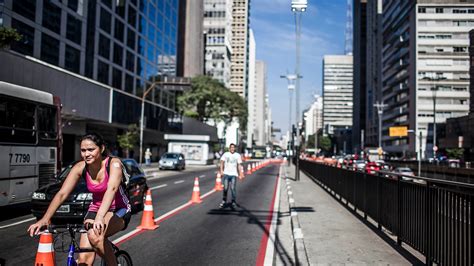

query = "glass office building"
[[2, 0, 179, 109], [0, 0, 185, 163]]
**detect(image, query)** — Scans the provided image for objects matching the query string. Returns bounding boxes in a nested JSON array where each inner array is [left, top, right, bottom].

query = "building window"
[[66, 14, 82, 45], [12, 0, 36, 21], [65, 45, 81, 74], [97, 60, 109, 84], [112, 68, 122, 90], [125, 74, 134, 93], [127, 29, 136, 50], [113, 43, 123, 66], [98, 34, 110, 59], [126, 50, 135, 72], [128, 6, 137, 28], [100, 7, 112, 32], [114, 19, 124, 42], [42, 0, 62, 34], [10, 18, 34, 56], [40, 33, 60, 65]]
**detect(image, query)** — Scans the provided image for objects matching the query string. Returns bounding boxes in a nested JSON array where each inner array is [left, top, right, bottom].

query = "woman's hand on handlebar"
[[92, 216, 106, 235], [27, 219, 50, 237]]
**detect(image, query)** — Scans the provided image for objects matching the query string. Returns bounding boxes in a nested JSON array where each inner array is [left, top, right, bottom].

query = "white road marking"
[[263, 166, 282, 265], [174, 180, 184, 184], [150, 184, 167, 190], [0, 217, 36, 229]]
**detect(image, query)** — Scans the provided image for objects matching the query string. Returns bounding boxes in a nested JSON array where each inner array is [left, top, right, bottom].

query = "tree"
[[177, 75, 248, 133], [0, 27, 22, 49], [446, 148, 464, 159], [117, 124, 139, 158], [319, 135, 332, 153]]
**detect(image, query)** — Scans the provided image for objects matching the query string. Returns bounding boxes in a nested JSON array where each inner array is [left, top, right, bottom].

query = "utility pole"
[[374, 101, 387, 150], [291, 0, 306, 181]]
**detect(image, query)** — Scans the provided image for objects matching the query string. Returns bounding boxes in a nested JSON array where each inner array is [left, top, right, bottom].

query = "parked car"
[[31, 159, 148, 222], [159, 152, 186, 170]]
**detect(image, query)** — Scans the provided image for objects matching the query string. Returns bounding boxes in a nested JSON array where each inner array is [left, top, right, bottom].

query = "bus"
[[0, 82, 61, 206]]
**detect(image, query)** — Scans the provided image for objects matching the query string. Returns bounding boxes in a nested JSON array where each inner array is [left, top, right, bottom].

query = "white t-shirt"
[[220, 152, 242, 176]]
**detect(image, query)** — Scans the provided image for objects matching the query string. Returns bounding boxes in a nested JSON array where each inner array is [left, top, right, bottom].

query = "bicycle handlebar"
[[41, 223, 106, 233]]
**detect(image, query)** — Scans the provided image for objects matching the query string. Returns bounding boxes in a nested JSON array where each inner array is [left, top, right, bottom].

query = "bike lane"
[[115, 163, 281, 265]]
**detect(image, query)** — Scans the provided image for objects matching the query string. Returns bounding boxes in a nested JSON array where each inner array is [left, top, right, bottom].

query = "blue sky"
[[250, 0, 348, 139]]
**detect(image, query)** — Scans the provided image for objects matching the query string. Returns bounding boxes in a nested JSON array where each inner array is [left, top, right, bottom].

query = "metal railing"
[[300, 159, 474, 266]]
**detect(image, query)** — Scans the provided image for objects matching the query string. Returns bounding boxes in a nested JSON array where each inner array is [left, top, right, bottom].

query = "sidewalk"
[[276, 163, 418, 265]]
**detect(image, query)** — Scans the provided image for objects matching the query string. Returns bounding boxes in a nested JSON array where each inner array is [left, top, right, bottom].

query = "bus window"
[[0, 96, 36, 144], [37, 105, 57, 140]]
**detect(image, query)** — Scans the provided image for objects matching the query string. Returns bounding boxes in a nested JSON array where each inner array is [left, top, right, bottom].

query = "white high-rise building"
[[304, 95, 323, 141], [380, 1, 472, 157], [255, 60, 268, 146], [203, 0, 233, 88], [322, 55, 354, 135], [230, 0, 250, 98], [247, 29, 256, 148]]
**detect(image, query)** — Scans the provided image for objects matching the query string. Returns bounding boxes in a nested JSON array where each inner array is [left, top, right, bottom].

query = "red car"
[[365, 161, 381, 174]]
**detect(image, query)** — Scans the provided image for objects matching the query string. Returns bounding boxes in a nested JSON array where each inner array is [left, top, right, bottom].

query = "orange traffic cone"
[[214, 173, 223, 191], [35, 232, 55, 266], [137, 189, 159, 230], [190, 177, 202, 203], [246, 164, 252, 175]]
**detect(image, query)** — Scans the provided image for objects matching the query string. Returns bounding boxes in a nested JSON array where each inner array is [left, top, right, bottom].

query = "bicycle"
[[41, 223, 132, 266]]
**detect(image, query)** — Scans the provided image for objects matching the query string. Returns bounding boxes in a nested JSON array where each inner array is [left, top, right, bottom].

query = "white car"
[[393, 167, 415, 181]]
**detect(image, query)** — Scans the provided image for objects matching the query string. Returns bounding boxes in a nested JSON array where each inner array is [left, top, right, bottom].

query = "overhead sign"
[[389, 126, 408, 137]]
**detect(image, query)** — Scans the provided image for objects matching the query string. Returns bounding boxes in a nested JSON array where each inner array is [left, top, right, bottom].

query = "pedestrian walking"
[[144, 148, 152, 166], [219, 143, 244, 208]]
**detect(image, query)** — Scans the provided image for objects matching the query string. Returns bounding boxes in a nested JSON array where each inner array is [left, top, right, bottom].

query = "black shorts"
[[84, 208, 131, 231]]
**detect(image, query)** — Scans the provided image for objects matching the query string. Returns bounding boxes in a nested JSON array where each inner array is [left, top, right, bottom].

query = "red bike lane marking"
[[256, 171, 281, 266]]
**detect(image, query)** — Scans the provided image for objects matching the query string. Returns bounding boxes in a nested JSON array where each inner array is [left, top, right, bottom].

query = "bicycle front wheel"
[[100, 250, 133, 266], [115, 250, 133, 266]]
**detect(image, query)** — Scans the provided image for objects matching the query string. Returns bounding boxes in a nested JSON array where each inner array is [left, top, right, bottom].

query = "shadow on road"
[[208, 204, 308, 265], [0, 203, 32, 222]]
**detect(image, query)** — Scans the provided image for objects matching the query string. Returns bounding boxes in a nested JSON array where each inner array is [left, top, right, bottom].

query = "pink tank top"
[[85, 157, 130, 212]]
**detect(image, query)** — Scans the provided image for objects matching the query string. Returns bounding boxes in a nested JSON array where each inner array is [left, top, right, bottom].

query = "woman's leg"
[[87, 212, 125, 266], [77, 219, 95, 266]]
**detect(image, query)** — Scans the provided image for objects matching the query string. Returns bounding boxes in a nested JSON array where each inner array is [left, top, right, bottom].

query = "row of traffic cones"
[[34, 172, 236, 265]]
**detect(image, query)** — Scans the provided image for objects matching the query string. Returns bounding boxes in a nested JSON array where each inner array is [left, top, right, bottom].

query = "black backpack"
[[82, 156, 131, 196]]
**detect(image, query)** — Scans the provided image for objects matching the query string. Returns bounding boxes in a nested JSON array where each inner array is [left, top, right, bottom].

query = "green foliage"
[[177, 75, 248, 132], [319, 135, 332, 152], [446, 148, 464, 159], [0, 27, 22, 49], [117, 124, 139, 154]]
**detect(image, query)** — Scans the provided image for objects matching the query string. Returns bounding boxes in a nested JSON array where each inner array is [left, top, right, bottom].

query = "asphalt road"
[[0, 162, 281, 265]]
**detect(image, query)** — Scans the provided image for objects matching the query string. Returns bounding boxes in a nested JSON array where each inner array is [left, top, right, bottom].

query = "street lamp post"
[[408, 129, 422, 177], [280, 74, 298, 169], [290, 0, 306, 181], [139, 82, 160, 164], [374, 101, 387, 152], [423, 73, 446, 159]]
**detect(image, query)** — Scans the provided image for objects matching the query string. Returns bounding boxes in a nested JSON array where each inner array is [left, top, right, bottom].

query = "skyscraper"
[[230, 0, 250, 98], [322, 55, 353, 135], [352, 0, 367, 153], [381, 1, 472, 158], [203, 0, 233, 88]]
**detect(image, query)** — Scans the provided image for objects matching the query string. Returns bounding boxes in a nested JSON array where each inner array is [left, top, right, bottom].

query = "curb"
[[284, 167, 310, 265]]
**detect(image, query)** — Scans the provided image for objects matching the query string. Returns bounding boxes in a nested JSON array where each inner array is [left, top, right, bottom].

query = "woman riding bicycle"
[[28, 133, 131, 266]]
